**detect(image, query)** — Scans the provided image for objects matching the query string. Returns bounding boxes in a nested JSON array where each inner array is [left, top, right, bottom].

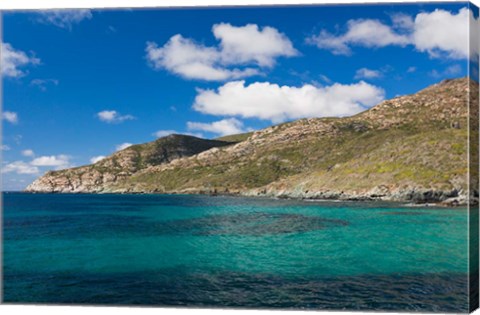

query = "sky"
[[1, 2, 478, 190]]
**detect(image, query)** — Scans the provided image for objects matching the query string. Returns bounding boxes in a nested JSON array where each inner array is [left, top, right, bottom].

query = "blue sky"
[[1, 2, 476, 190]]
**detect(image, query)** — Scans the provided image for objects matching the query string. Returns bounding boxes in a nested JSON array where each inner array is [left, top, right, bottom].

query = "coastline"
[[21, 78, 475, 210], [19, 187, 471, 207]]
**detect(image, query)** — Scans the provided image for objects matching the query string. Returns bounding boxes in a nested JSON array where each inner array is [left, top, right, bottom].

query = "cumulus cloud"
[[31, 154, 72, 170], [354, 68, 382, 80], [30, 78, 59, 91], [187, 118, 245, 136], [37, 9, 92, 29], [2, 153, 72, 175], [90, 155, 106, 163], [413, 8, 469, 59], [1, 42, 40, 78], [2, 161, 39, 175], [116, 143, 133, 151], [145, 37, 259, 81], [145, 23, 297, 81], [97, 110, 135, 123], [213, 23, 298, 67], [1, 145, 11, 151], [307, 7, 473, 60], [3, 111, 19, 124], [193, 80, 384, 123], [21, 149, 35, 157]]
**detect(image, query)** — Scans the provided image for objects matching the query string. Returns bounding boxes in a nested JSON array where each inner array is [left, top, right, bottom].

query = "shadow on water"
[[161, 213, 348, 236], [4, 212, 349, 240], [3, 269, 469, 312]]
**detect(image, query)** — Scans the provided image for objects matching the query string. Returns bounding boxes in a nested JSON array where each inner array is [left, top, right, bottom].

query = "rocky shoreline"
[[246, 186, 471, 205], [23, 185, 472, 207]]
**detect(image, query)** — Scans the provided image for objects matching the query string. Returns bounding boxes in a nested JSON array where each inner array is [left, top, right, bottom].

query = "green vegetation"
[[215, 132, 254, 143]]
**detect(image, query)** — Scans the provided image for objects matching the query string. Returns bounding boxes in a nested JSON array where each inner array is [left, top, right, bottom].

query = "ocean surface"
[[2, 193, 471, 311]]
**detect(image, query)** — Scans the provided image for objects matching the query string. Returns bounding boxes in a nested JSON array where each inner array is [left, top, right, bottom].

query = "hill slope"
[[26, 134, 233, 193], [26, 78, 475, 204]]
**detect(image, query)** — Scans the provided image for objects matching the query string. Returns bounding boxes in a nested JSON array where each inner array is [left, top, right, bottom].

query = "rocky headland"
[[26, 78, 478, 206]]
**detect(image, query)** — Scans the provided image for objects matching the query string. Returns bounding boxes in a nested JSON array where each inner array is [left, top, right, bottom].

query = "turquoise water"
[[2, 193, 470, 311]]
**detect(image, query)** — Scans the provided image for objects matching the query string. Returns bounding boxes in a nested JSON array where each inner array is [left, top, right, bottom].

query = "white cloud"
[[31, 154, 72, 170], [3, 111, 19, 124], [21, 149, 35, 157], [407, 66, 417, 73], [193, 80, 384, 123], [116, 143, 133, 151], [413, 8, 469, 59], [212, 23, 298, 67], [153, 130, 178, 138], [1, 145, 11, 151], [307, 7, 473, 60], [187, 118, 245, 136], [30, 78, 59, 91], [37, 9, 92, 29], [1, 42, 40, 78], [307, 19, 409, 56], [2, 161, 39, 175], [354, 68, 382, 80], [2, 152, 74, 175], [145, 37, 259, 81], [145, 23, 297, 81], [97, 110, 135, 123], [90, 155, 106, 163]]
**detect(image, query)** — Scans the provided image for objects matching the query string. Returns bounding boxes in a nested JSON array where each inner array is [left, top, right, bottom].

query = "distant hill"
[[26, 134, 232, 193], [26, 78, 476, 205]]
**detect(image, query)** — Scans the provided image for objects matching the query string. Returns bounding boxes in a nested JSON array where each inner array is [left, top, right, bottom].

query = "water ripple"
[[3, 270, 469, 312]]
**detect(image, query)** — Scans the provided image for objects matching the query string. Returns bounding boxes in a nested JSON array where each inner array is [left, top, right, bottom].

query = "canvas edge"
[[468, 1, 480, 313]]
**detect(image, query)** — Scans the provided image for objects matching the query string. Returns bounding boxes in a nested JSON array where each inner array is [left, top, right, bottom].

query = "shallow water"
[[2, 193, 471, 311]]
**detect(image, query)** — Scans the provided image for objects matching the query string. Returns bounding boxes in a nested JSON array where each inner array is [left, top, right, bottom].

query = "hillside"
[[26, 78, 476, 204], [215, 132, 254, 143], [26, 135, 233, 193]]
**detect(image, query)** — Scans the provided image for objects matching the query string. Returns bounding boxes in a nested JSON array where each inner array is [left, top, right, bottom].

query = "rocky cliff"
[[26, 78, 476, 205]]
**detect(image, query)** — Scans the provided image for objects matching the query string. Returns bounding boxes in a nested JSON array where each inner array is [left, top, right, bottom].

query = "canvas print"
[[1, 1, 479, 312]]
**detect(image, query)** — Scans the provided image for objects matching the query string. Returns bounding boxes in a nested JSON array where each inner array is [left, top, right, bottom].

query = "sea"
[[2, 192, 472, 312]]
